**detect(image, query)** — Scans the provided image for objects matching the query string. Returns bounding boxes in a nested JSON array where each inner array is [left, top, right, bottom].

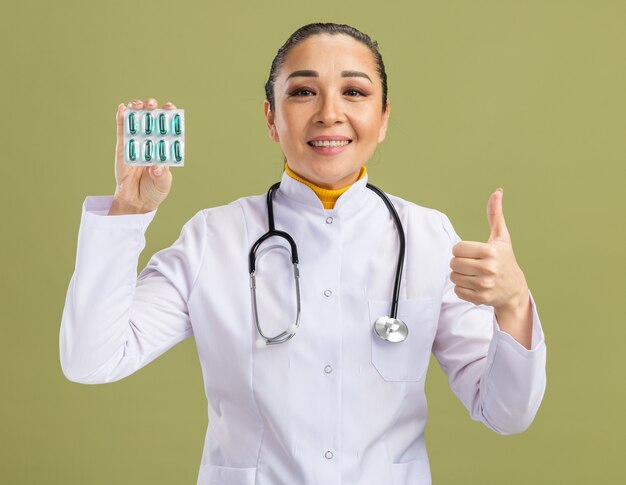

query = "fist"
[[449, 188, 529, 312]]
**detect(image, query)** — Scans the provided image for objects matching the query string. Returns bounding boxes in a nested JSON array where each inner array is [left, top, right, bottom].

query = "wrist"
[[108, 197, 152, 215], [494, 288, 533, 350], [495, 286, 530, 318]]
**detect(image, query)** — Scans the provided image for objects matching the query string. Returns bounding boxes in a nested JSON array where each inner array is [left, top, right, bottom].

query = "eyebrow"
[[286, 69, 373, 84]]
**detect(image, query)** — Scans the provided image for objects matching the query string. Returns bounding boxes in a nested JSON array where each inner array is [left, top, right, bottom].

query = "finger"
[[128, 99, 143, 109], [449, 256, 482, 276], [150, 164, 171, 180], [116, 103, 126, 153], [163, 101, 177, 109], [452, 241, 494, 259], [487, 188, 510, 243], [453, 285, 479, 305], [116, 102, 125, 126], [144, 98, 158, 110], [450, 271, 479, 290]]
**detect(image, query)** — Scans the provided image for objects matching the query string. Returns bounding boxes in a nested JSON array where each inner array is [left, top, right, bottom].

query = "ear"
[[264, 99, 279, 142], [377, 99, 390, 143]]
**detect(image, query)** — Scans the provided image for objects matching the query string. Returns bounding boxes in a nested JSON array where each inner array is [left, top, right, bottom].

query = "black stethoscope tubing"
[[248, 181, 405, 320]]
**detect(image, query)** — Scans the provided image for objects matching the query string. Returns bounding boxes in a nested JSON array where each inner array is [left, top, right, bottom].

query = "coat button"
[[325, 217, 334, 224], [324, 364, 333, 374], [325, 450, 334, 459], [324, 290, 332, 297]]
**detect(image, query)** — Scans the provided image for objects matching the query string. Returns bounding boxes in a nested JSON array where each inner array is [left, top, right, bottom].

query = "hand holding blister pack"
[[110, 99, 177, 215], [123, 109, 185, 166]]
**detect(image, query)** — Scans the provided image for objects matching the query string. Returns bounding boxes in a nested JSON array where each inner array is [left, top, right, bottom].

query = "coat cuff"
[[492, 288, 545, 353], [82, 196, 158, 228], [478, 288, 547, 434]]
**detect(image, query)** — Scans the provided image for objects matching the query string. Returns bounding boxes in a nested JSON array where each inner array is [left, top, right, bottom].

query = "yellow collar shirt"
[[60, 169, 547, 485]]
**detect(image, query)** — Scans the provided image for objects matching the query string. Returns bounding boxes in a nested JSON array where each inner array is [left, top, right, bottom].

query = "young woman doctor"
[[60, 22, 547, 485]]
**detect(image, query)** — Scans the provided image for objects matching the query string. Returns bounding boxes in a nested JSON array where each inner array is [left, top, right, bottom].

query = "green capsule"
[[144, 139, 153, 161], [128, 112, 137, 135], [158, 140, 167, 161], [127, 139, 136, 161], [158, 113, 167, 135], [173, 141, 182, 162], [144, 112, 154, 135], [173, 114, 182, 135]]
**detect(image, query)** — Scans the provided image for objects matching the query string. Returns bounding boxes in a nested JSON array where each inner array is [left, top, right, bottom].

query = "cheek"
[[276, 112, 303, 140], [352, 112, 384, 141]]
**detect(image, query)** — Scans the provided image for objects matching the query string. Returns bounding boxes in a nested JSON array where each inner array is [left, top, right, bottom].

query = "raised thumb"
[[487, 188, 509, 243]]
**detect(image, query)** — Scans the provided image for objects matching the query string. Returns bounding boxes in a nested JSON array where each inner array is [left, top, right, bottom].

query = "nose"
[[315, 93, 346, 125]]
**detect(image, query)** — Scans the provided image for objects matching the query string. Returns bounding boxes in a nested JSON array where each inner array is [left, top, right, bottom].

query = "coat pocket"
[[369, 298, 437, 382], [391, 458, 432, 485], [198, 464, 257, 485]]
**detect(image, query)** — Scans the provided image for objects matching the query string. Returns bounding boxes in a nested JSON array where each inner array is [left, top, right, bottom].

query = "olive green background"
[[2, 0, 624, 483]]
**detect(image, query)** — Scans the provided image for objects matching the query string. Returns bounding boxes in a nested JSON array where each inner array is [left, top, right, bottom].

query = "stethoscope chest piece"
[[373, 316, 408, 343]]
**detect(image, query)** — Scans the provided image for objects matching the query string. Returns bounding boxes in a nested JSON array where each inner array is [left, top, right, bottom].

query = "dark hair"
[[264, 22, 388, 114]]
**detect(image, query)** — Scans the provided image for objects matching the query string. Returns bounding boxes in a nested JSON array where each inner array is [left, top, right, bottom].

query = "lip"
[[307, 137, 352, 156], [308, 135, 352, 142]]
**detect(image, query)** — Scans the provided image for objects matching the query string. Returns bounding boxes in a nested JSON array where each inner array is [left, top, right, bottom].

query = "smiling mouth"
[[307, 140, 352, 147]]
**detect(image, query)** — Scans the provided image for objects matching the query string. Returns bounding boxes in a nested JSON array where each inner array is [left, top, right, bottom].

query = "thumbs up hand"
[[449, 188, 529, 315]]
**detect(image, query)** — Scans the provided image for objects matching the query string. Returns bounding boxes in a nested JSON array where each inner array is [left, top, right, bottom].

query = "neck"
[[284, 163, 367, 209]]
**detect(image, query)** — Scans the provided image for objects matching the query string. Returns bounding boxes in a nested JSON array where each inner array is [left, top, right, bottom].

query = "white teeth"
[[309, 140, 350, 147]]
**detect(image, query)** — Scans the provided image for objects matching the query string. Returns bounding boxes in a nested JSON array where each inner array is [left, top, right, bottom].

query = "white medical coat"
[[59, 171, 547, 485]]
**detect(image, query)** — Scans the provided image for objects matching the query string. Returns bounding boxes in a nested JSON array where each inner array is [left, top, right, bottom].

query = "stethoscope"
[[249, 181, 408, 348]]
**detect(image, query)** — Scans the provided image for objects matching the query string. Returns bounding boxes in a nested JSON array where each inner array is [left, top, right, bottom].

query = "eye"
[[345, 89, 366, 97], [290, 89, 315, 97]]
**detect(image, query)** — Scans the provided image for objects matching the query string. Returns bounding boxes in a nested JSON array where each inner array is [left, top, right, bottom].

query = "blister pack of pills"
[[123, 109, 185, 166]]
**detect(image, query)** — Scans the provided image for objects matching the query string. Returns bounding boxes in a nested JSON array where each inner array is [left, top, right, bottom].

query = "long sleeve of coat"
[[432, 213, 547, 435], [59, 195, 205, 384]]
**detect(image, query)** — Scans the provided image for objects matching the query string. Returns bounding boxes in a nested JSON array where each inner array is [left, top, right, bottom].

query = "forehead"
[[279, 34, 378, 78]]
